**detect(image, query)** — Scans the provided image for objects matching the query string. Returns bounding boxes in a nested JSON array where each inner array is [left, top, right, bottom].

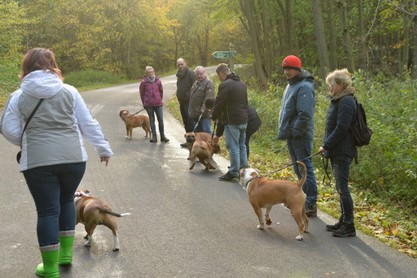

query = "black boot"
[[305, 203, 317, 217], [332, 223, 356, 237], [160, 136, 169, 143], [326, 222, 342, 232], [150, 134, 157, 143]]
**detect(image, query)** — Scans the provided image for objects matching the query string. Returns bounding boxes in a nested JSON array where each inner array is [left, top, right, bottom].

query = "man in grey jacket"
[[188, 66, 215, 133], [278, 55, 318, 217]]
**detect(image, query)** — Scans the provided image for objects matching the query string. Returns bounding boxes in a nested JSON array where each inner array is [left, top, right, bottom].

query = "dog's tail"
[[98, 208, 131, 217], [296, 161, 307, 187]]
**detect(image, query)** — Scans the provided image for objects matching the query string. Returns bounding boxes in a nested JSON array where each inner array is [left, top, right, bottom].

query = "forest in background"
[[1, 0, 416, 85], [0, 0, 416, 257]]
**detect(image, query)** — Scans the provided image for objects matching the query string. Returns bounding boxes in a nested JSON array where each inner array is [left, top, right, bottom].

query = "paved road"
[[0, 72, 416, 277]]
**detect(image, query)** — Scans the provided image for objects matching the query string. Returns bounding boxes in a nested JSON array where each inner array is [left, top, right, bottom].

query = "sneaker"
[[326, 222, 341, 232], [332, 223, 356, 237], [305, 203, 317, 217], [180, 143, 188, 148], [161, 137, 170, 143], [218, 172, 237, 182]]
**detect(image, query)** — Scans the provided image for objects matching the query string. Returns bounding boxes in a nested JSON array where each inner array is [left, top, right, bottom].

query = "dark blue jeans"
[[23, 162, 86, 247], [190, 117, 211, 134], [224, 123, 248, 177], [287, 137, 318, 206], [145, 106, 165, 137], [331, 156, 354, 224]]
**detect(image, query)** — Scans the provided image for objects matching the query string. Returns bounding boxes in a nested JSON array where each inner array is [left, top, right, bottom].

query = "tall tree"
[[239, 0, 268, 88], [338, 0, 355, 71], [357, 0, 368, 70], [311, 0, 329, 79]]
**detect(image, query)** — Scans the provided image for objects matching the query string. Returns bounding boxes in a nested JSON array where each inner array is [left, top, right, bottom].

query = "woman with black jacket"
[[319, 68, 357, 238]]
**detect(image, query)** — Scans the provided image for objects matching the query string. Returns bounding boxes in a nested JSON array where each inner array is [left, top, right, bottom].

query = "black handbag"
[[17, 99, 44, 163]]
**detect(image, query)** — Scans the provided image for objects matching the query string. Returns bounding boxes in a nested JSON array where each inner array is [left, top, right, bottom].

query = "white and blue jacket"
[[0, 70, 113, 171]]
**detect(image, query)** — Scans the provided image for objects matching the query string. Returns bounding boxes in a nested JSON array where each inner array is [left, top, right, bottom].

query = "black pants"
[[179, 100, 193, 132]]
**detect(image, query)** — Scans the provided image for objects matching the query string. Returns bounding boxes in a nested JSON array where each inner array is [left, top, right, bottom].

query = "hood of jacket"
[[225, 72, 241, 82], [288, 70, 314, 85], [20, 70, 63, 99]]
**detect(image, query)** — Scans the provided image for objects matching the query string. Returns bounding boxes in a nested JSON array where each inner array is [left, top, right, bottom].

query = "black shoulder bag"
[[16, 99, 44, 163]]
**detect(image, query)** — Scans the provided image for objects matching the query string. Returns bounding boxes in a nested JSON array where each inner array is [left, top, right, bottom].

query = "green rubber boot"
[[58, 230, 75, 265], [35, 244, 60, 277]]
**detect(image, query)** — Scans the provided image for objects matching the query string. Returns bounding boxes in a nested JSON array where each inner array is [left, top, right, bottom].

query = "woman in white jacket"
[[0, 48, 113, 278]]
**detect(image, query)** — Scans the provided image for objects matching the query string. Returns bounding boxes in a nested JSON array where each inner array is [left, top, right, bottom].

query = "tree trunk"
[[339, 0, 355, 71], [357, 0, 367, 70], [413, 12, 417, 79], [312, 0, 329, 80], [285, 0, 298, 53], [239, 0, 268, 89]]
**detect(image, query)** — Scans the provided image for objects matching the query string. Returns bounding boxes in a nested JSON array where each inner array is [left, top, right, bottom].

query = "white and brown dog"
[[119, 109, 151, 139], [239, 161, 309, 241], [74, 190, 131, 251]]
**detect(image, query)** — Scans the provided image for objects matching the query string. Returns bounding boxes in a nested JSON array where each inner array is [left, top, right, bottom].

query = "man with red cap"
[[277, 55, 318, 217]]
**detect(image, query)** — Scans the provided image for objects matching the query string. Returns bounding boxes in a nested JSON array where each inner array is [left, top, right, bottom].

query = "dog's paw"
[[266, 219, 272, 226], [257, 224, 265, 230], [295, 235, 304, 241]]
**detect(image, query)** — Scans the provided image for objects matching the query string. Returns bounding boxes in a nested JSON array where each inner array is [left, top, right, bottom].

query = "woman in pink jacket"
[[139, 66, 169, 143]]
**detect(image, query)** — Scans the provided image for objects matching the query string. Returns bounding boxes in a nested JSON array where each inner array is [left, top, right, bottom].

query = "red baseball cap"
[[282, 55, 302, 70]]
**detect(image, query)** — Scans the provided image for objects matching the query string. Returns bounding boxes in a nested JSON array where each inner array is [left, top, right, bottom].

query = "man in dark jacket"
[[176, 58, 196, 147], [277, 55, 318, 217], [212, 63, 248, 181]]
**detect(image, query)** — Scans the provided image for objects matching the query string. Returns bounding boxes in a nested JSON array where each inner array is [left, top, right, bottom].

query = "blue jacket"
[[278, 70, 315, 140], [322, 92, 357, 159]]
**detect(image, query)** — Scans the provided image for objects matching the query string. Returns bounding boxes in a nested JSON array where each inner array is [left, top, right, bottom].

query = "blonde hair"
[[326, 68, 353, 89], [145, 66, 155, 74]]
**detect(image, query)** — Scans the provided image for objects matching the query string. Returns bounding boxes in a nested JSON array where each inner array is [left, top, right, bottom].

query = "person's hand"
[[213, 135, 220, 144], [318, 146, 326, 156], [100, 156, 110, 166]]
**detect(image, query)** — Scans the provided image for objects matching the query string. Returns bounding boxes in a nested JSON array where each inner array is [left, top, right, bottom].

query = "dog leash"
[[211, 120, 218, 140], [132, 108, 145, 115], [266, 151, 321, 176], [192, 113, 203, 132]]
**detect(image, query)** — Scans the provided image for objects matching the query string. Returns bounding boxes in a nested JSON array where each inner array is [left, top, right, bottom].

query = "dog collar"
[[74, 191, 90, 197], [245, 176, 261, 188]]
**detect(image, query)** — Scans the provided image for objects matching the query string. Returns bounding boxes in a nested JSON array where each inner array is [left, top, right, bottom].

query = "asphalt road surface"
[[1, 71, 416, 277]]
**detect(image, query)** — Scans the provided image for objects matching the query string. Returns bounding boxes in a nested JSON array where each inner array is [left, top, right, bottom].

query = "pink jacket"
[[139, 77, 163, 107]]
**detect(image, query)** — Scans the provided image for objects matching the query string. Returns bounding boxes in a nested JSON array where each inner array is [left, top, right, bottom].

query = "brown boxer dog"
[[184, 132, 220, 159], [239, 161, 309, 241], [75, 190, 131, 251], [119, 109, 151, 139], [189, 140, 216, 171]]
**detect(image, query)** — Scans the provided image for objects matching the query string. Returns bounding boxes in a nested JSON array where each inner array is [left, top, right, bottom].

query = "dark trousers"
[[179, 100, 193, 132], [287, 137, 318, 207], [331, 156, 354, 224], [145, 106, 165, 137], [23, 162, 86, 246]]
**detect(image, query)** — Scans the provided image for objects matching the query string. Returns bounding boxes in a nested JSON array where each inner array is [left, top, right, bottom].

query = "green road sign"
[[212, 50, 236, 59]]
